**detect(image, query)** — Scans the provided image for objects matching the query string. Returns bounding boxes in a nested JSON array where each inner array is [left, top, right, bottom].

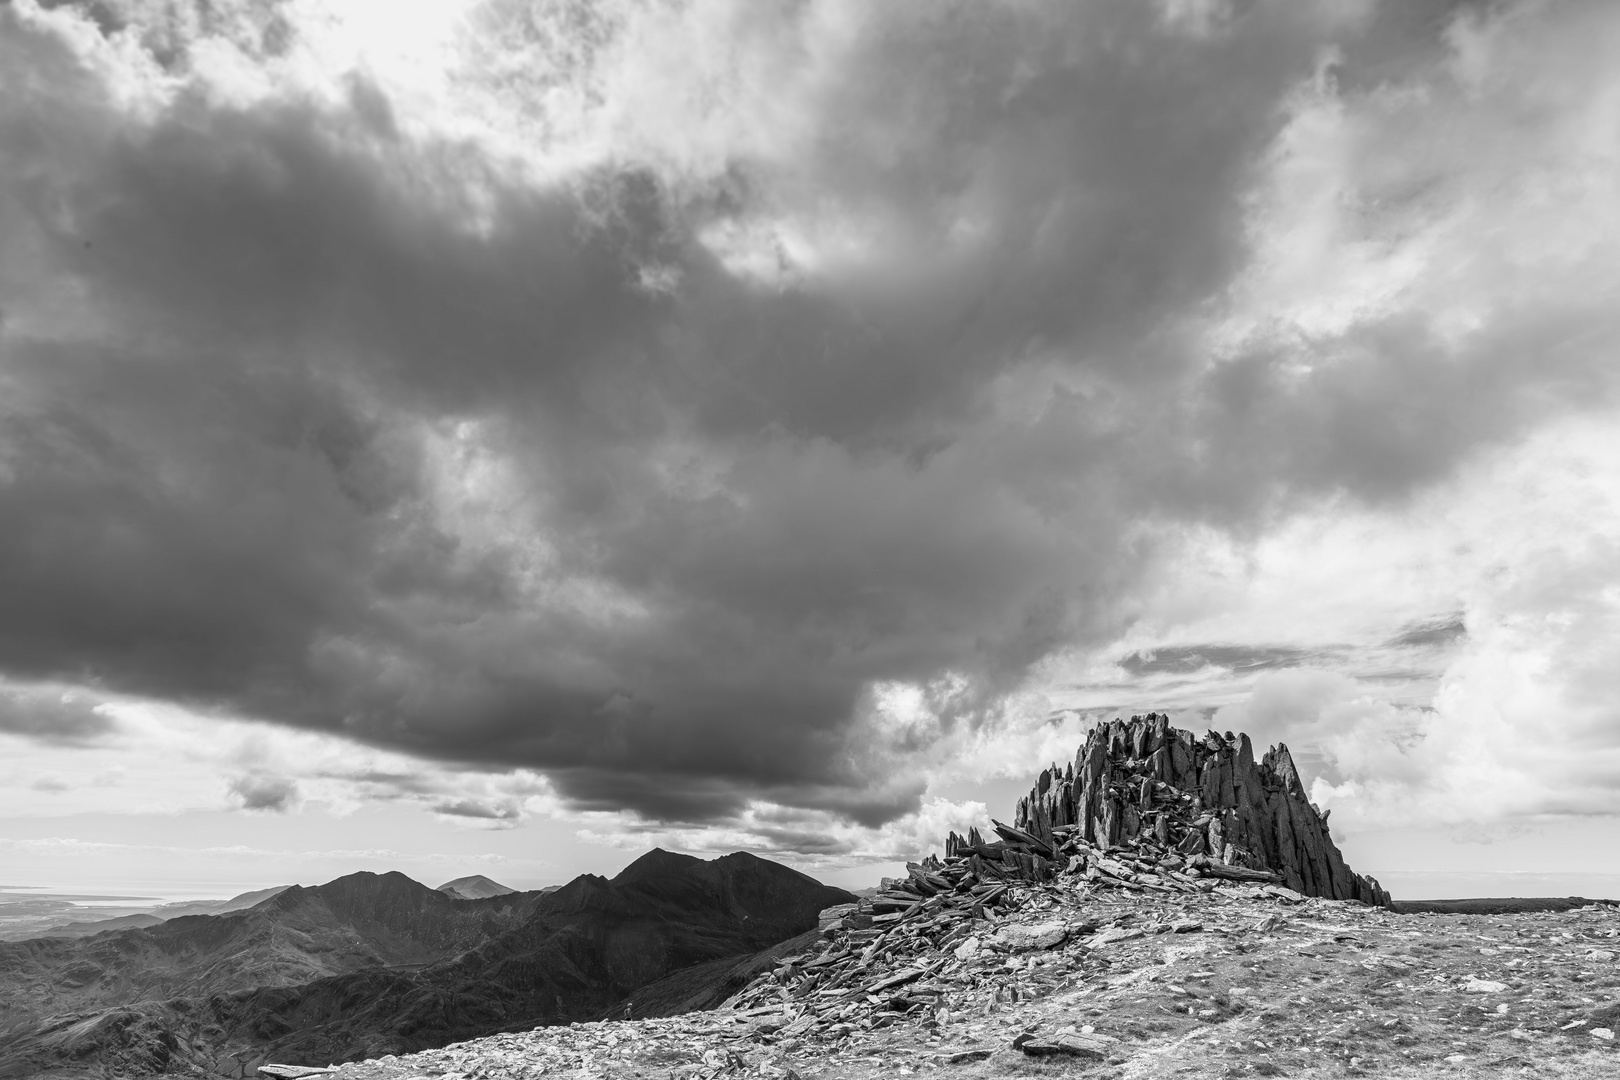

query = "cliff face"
[[1008, 714, 1389, 906]]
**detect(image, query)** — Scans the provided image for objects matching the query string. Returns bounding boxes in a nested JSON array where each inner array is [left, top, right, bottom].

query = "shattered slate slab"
[[1017, 1031, 1119, 1058]]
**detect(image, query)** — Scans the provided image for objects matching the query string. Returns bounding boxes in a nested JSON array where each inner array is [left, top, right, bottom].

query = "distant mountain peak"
[[611, 847, 706, 884], [436, 875, 515, 900], [261, 870, 439, 917]]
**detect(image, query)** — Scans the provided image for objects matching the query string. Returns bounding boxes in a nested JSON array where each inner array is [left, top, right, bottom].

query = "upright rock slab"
[[1012, 714, 1389, 906]]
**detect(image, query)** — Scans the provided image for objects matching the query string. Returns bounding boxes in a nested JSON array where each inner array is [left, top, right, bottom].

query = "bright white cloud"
[[1192, 418, 1620, 833]]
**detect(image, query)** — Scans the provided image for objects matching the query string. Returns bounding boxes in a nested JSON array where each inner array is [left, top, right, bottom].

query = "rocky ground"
[[270, 881, 1620, 1080]]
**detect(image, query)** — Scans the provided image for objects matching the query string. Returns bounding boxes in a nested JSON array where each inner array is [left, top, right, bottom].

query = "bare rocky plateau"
[[292, 884, 1620, 1080]]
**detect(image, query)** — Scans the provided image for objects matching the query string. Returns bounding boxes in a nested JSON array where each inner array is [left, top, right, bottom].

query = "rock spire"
[[987, 714, 1388, 906]]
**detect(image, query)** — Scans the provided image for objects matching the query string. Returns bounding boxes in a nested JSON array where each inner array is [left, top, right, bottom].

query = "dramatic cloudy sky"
[[3, 0, 1619, 898]]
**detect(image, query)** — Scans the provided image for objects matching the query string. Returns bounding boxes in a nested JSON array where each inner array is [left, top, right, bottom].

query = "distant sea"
[[0, 882, 288, 938], [4, 881, 273, 904]]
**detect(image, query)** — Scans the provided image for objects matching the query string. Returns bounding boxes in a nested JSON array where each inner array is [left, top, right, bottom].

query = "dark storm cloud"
[[0, 688, 116, 746], [228, 773, 300, 812], [432, 798, 521, 822], [2, 0, 1617, 830], [327, 771, 442, 797], [1385, 616, 1468, 650], [1117, 645, 1322, 678], [1172, 310, 1620, 516]]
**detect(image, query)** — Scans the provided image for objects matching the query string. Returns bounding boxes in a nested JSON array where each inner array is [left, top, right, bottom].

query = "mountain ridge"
[[0, 852, 852, 1078]]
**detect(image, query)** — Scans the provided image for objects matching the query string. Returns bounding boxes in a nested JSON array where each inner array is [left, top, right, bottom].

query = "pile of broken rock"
[[707, 714, 1372, 1028], [714, 824, 1290, 1026], [998, 714, 1389, 906]]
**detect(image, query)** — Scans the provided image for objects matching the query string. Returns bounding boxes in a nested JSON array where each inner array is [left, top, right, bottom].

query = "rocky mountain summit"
[[997, 714, 1389, 905], [693, 717, 1392, 1023], [287, 718, 1620, 1080]]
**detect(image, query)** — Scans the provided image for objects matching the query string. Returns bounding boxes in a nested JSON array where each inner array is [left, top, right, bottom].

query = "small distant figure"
[[622, 999, 633, 1021]]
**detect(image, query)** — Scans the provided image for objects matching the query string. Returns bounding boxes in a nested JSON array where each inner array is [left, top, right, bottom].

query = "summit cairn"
[[977, 713, 1389, 906]]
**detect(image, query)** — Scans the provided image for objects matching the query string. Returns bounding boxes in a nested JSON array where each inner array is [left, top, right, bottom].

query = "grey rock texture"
[[1004, 714, 1389, 906]]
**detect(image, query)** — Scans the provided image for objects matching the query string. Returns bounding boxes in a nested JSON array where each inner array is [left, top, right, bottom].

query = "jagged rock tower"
[[1008, 714, 1389, 906]]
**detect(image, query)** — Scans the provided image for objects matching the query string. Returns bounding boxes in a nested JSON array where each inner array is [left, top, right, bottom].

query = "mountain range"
[[0, 851, 852, 1078], [0, 886, 294, 943]]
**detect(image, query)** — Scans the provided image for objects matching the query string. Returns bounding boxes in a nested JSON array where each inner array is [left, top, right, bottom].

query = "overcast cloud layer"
[[3, 0, 1620, 863]]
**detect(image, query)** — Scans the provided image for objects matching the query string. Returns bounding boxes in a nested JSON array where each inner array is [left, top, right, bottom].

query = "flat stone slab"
[[1087, 926, 1145, 948], [1019, 1033, 1119, 1059], [997, 920, 1067, 950], [1463, 977, 1509, 993]]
